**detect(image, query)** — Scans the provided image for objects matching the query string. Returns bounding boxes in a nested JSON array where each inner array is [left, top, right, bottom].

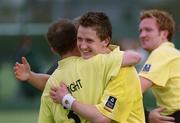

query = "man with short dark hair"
[[49, 12, 145, 123]]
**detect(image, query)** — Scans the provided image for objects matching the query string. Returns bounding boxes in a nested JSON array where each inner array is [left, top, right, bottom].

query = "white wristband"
[[62, 94, 75, 110]]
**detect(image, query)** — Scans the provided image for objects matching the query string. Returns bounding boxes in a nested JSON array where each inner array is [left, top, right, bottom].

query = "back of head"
[[140, 9, 175, 41], [46, 19, 77, 56], [72, 16, 81, 29], [79, 11, 112, 42]]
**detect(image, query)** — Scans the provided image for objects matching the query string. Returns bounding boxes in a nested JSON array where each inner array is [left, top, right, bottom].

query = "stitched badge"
[[104, 96, 117, 112]]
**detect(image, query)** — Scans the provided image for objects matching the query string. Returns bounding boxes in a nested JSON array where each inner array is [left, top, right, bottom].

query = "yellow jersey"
[[96, 67, 145, 123], [38, 47, 123, 123], [139, 42, 180, 115]]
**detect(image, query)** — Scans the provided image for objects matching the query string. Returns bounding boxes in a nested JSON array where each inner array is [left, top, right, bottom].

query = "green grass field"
[[0, 63, 40, 123], [0, 110, 38, 123]]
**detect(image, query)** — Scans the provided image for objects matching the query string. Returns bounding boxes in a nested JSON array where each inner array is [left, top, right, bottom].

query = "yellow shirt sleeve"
[[139, 48, 171, 86], [92, 46, 124, 86], [96, 67, 144, 122], [38, 96, 55, 123]]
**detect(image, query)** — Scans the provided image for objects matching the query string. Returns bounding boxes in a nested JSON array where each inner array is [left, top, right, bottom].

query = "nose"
[[139, 30, 146, 38], [79, 40, 88, 50]]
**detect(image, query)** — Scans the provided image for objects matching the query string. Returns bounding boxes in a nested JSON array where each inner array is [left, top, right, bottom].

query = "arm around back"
[[122, 50, 141, 66], [72, 101, 111, 123], [14, 56, 50, 91]]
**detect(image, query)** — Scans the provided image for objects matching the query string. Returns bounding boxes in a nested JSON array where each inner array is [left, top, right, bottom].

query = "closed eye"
[[86, 39, 94, 43], [77, 37, 83, 42]]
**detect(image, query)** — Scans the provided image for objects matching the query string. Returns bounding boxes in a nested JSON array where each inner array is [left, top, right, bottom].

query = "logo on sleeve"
[[104, 96, 117, 112], [142, 64, 151, 72]]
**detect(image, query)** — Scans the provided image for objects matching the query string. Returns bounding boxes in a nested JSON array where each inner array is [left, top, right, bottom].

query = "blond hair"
[[140, 9, 175, 41]]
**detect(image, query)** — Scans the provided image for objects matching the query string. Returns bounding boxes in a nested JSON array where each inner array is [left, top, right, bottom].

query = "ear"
[[102, 37, 110, 47], [50, 47, 58, 54], [161, 30, 169, 40]]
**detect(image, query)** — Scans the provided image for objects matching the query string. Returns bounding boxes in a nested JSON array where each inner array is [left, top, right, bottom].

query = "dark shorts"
[[169, 111, 180, 123]]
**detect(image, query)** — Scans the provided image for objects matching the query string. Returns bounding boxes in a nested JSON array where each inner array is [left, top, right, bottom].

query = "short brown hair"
[[46, 19, 77, 56], [140, 9, 175, 41], [79, 11, 112, 41]]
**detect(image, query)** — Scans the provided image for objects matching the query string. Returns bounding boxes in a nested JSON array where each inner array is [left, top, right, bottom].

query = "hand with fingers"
[[13, 57, 31, 81], [149, 107, 175, 123], [50, 82, 69, 104]]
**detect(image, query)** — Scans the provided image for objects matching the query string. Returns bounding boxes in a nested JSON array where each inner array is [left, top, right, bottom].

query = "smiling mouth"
[[141, 37, 149, 41], [140, 39, 148, 44], [81, 50, 89, 54], [80, 51, 90, 56], [80, 49, 91, 53]]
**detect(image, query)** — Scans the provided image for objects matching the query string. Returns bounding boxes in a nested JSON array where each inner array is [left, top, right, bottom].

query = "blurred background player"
[[15, 35, 41, 100], [139, 9, 180, 123]]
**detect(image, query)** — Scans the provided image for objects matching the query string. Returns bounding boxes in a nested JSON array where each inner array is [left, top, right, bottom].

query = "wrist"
[[62, 94, 75, 110], [27, 71, 33, 81]]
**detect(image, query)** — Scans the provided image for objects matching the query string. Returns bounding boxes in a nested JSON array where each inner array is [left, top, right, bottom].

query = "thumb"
[[60, 81, 66, 86], [22, 57, 28, 65]]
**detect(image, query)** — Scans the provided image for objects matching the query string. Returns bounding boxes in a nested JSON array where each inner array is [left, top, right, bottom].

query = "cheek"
[[150, 31, 159, 37], [76, 41, 80, 47], [90, 45, 98, 51], [95, 43, 103, 50], [90, 46, 100, 53], [147, 32, 154, 38], [150, 35, 159, 44]]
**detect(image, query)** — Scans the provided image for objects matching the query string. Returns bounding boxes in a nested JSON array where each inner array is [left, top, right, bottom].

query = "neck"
[[148, 40, 168, 53], [61, 53, 74, 59], [61, 48, 80, 59], [157, 39, 168, 47], [100, 47, 111, 54]]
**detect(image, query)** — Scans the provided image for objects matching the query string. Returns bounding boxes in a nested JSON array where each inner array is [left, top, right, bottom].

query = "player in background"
[[139, 9, 180, 123]]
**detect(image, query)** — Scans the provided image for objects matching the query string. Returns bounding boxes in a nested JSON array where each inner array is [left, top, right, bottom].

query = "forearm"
[[28, 72, 50, 91], [140, 76, 153, 93], [122, 50, 141, 66], [51, 83, 110, 123], [72, 101, 110, 123]]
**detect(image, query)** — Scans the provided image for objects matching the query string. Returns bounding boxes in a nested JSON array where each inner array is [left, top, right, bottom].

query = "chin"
[[142, 45, 147, 49], [82, 55, 91, 59], [144, 48, 151, 52]]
